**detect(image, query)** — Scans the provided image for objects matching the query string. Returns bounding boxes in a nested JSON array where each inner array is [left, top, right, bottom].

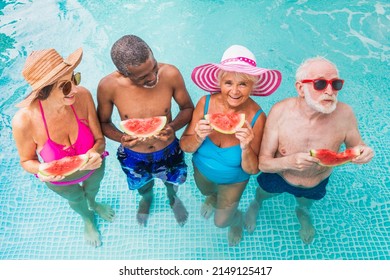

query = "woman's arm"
[[239, 110, 266, 174], [77, 87, 105, 170], [12, 109, 41, 174], [179, 96, 212, 153]]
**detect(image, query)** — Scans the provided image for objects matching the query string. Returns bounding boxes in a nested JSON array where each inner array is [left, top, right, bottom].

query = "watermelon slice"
[[120, 116, 167, 138], [310, 147, 361, 167], [205, 113, 245, 134], [39, 154, 89, 177]]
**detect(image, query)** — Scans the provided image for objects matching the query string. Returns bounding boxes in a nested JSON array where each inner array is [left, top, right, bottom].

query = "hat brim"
[[16, 48, 83, 107], [191, 63, 282, 96]]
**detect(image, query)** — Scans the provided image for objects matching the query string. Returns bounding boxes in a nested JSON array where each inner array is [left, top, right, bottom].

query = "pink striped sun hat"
[[191, 45, 282, 96]]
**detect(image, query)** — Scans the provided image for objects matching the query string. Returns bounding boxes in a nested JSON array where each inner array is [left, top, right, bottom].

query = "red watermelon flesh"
[[120, 116, 167, 138], [39, 154, 89, 176], [205, 113, 245, 134], [310, 147, 361, 167]]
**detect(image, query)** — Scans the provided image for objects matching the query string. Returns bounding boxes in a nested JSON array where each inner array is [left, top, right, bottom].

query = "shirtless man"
[[97, 35, 194, 226], [244, 57, 374, 244]]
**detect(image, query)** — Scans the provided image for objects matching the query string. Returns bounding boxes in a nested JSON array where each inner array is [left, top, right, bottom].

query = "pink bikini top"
[[38, 101, 95, 162]]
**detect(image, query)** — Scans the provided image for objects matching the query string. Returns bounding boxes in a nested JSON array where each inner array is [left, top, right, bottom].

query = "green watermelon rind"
[[205, 113, 246, 134], [120, 116, 167, 138], [38, 154, 89, 177], [310, 147, 361, 167]]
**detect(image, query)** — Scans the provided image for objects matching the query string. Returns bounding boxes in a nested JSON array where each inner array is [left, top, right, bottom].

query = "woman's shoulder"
[[73, 86, 96, 114], [74, 86, 93, 102], [12, 107, 33, 130]]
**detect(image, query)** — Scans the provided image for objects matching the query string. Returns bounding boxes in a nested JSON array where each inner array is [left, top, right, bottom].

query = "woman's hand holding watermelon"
[[36, 170, 65, 182], [79, 151, 102, 171], [235, 120, 254, 150], [194, 119, 213, 143]]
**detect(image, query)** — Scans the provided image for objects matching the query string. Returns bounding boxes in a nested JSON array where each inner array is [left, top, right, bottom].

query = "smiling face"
[[126, 55, 159, 88], [52, 71, 78, 105], [219, 71, 255, 107], [297, 60, 340, 114]]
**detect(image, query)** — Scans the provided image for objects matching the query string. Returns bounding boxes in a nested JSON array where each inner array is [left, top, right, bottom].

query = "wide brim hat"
[[16, 48, 83, 107], [191, 45, 282, 96]]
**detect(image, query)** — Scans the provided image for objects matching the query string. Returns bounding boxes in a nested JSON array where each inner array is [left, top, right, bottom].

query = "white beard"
[[304, 86, 337, 114]]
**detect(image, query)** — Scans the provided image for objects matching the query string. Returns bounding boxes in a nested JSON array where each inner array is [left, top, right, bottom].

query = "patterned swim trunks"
[[117, 138, 187, 190]]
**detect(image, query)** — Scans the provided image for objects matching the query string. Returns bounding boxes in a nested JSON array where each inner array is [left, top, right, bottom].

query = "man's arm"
[[258, 105, 287, 172], [96, 79, 123, 143], [169, 66, 194, 131], [343, 104, 374, 164]]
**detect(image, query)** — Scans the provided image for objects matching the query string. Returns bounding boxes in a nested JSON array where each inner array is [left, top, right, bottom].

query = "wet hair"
[[295, 56, 339, 81], [110, 35, 153, 76], [217, 70, 259, 84]]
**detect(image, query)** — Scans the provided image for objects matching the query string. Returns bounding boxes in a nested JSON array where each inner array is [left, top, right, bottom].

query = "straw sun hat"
[[16, 48, 83, 107], [191, 45, 282, 96]]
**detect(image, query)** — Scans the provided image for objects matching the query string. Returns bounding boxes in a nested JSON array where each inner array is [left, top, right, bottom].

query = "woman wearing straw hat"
[[12, 48, 115, 247], [180, 45, 282, 246]]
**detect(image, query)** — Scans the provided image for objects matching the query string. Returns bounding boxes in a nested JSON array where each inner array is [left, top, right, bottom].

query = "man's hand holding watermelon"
[[350, 145, 374, 164], [153, 124, 175, 142], [120, 133, 144, 148]]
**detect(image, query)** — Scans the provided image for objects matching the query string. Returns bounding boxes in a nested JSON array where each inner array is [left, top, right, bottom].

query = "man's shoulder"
[[271, 97, 296, 112], [99, 71, 120, 85], [97, 71, 125, 94], [334, 101, 354, 116], [159, 63, 181, 76]]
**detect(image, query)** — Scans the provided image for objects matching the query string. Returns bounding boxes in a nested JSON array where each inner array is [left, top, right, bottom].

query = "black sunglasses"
[[61, 72, 81, 96], [301, 79, 344, 91]]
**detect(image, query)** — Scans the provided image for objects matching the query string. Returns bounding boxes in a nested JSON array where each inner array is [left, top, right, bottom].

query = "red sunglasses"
[[301, 78, 344, 91], [61, 72, 81, 96]]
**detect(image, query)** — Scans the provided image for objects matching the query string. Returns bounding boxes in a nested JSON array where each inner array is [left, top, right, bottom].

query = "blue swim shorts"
[[117, 138, 187, 190], [257, 172, 328, 200]]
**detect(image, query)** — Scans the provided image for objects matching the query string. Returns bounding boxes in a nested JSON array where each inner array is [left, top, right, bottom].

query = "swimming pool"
[[0, 0, 389, 260]]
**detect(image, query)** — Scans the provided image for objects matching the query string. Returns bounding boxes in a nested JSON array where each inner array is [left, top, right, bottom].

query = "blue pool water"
[[0, 0, 389, 260]]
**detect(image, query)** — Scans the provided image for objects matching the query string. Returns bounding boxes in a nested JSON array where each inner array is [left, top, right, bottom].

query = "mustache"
[[319, 95, 336, 101]]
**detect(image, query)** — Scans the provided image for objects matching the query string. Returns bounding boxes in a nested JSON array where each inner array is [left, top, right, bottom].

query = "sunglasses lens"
[[313, 80, 327, 90], [73, 72, 81, 85], [62, 81, 72, 96], [332, 80, 343, 90]]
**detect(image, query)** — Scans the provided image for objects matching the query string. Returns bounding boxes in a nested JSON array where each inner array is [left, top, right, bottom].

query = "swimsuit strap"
[[70, 105, 79, 121], [38, 100, 51, 139], [38, 102, 80, 139], [250, 108, 263, 127], [204, 94, 211, 115]]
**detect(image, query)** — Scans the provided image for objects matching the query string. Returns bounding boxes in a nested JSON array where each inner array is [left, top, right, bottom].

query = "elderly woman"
[[12, 48, 114, 247], [180, 45, 282, 246]]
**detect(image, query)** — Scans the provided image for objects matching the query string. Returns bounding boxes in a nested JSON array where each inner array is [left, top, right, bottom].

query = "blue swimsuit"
[[193, 95, 263, 184]]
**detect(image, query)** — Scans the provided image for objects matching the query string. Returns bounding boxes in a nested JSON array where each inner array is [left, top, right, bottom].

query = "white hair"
[[295, 56, 339, 81]]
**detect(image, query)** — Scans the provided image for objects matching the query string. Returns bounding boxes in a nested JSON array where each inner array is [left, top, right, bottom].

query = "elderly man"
[[244, 57, 374, 244]]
